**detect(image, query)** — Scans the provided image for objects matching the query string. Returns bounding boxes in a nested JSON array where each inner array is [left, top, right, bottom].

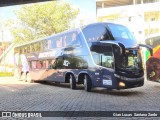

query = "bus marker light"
[[119, 82, 125, 87]]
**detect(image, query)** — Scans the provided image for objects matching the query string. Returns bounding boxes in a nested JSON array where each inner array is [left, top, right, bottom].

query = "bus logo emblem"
[[63, 60, 70, 66]]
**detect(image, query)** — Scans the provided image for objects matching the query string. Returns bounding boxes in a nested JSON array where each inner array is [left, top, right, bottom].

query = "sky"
[[0, 0, 96, 41], [66, 0, 96, 19], [0, 0, 96, 20]]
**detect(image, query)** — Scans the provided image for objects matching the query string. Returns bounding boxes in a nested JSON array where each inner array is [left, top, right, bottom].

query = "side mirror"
[[139, 44, 153, 56]]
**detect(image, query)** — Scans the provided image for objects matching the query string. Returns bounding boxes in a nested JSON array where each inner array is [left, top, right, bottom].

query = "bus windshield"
[[116, 49, 142, 71], [107, 24, 135, 40]]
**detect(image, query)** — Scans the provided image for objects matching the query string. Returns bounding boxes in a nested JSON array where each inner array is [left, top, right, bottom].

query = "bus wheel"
[[84, 75, 92, 92], [26, 73, 33, 83], [69, 74, 76, 89]]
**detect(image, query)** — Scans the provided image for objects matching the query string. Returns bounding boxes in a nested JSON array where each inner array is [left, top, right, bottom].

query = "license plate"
[[103, 79, 112, 85]]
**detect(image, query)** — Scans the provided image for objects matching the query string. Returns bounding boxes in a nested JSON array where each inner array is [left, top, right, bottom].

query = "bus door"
[[91, 42, 116, 87]]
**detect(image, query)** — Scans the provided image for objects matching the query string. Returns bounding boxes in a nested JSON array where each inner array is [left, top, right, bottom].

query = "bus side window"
[[71, 33, 82, 47], [36, 61, 41, 69], [29, 61, 31, 69], [31, 61, 36, 69], [65, 33, 72, 46], [101, 52, 114, 68], [34, 61, 46, 69], [63, 35, 67, 47], [83, 24, 110, 42], [54, 58, 64, 69], [91, 53, 101, 66], [48, 59, 56, 69], [47, 40, 52, 49], [66, 32, 82, 47], [45, 60, 49, 69], [56, 37, 62, 48], [51, 37, 57, 49]]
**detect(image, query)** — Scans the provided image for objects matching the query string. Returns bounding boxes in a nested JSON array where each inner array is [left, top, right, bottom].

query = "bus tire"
[[84, 75, 92, 92], [26, 73, 34, 83], [69, 74, 76, 89]]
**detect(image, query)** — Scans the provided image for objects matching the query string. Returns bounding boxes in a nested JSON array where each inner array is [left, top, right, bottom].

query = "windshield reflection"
[[116, 49, 142, 70]]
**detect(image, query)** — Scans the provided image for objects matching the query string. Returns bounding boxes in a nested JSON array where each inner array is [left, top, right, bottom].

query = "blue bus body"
[[14, 22, 151, 91]]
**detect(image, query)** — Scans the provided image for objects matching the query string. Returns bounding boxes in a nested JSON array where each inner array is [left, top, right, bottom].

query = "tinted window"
[[92, 53, 100, 65], [56, 36, 63, 48], [91, 44, 114, 68], [48, 59, 56, 69], [31, 61, 36, 69], [101, 52, 114, 68], [108, 24, 135, 40], [91, 44, 112, 53], [36, 61, 42, 69], [30, 60, 47, 69], [50, 37, 57, 49], [64, 31, 82, 47], [55, 57, 64, 69], [82, 24, 110, 42], [64, 56, 88, 69]]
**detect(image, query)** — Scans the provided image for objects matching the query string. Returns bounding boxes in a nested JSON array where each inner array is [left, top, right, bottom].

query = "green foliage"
[[11, 1, 79, 44]]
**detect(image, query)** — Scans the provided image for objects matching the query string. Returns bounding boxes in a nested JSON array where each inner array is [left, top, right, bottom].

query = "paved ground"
[[0, 77, 160, 119]]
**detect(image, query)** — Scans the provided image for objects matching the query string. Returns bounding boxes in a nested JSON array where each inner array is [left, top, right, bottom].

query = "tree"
[[11, 1, 79, 44]]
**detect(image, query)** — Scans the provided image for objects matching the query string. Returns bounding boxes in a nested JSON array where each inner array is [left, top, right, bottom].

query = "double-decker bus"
[[145, 34, 160, 83], [14, 22, 152, 91]]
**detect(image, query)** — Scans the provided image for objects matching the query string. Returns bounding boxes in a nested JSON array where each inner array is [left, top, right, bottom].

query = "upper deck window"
[[107, 24, 135, 40], [82, 24, 110, 42]]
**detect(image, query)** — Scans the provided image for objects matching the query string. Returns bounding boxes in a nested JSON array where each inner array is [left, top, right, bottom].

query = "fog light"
[[119, 82, 125, 87]]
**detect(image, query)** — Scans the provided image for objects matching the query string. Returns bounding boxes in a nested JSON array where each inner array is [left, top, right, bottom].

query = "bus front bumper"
[[114, 74, 144, 89]]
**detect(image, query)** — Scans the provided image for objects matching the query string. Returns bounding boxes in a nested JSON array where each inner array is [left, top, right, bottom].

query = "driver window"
[[91, 44, 114, 69], [101, 52, 114, 68]]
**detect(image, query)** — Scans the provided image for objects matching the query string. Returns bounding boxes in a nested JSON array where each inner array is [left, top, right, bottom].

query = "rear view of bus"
[[145, 34, 160, 83]]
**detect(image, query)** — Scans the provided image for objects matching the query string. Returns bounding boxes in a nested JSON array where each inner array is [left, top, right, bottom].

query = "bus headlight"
[[119, 82, 125, 87]]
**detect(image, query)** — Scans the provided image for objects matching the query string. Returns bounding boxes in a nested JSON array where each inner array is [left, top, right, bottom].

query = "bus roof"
[[14, 22, 129, 48]]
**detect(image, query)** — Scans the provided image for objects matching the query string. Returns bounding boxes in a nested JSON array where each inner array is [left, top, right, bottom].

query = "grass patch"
[[0, 72, 14, 77]]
